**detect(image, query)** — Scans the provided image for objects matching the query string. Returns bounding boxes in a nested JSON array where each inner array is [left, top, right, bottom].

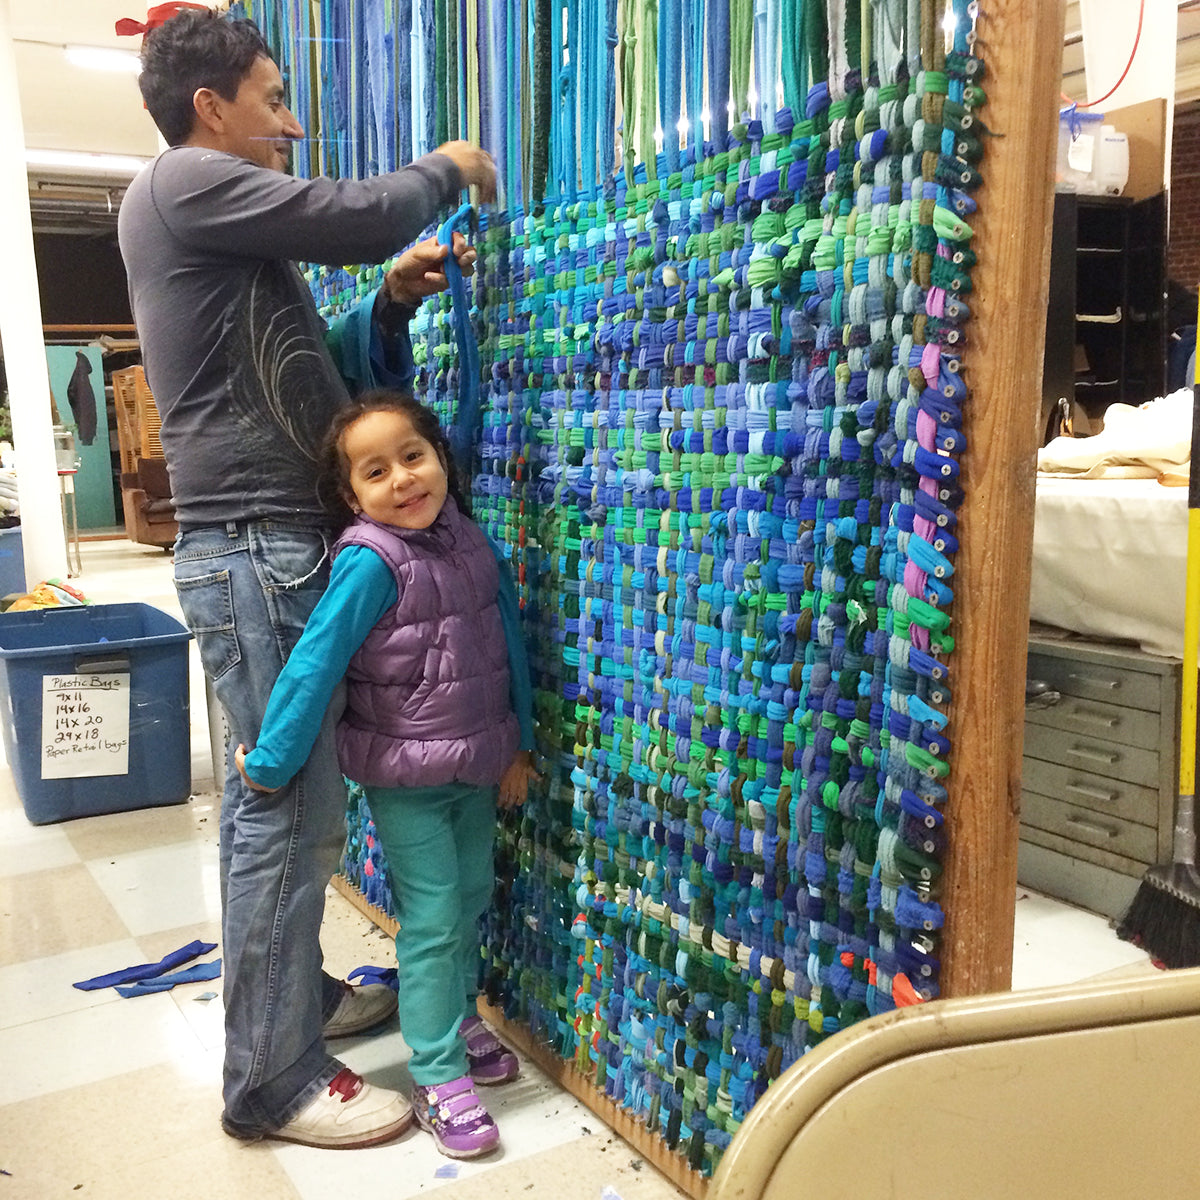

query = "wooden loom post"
[[940, 0, 1067, 997]]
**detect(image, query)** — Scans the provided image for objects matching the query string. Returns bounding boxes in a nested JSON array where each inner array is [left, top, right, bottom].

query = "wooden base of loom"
[[329, 873, 709, 1199], [330, 872, 399, 937]]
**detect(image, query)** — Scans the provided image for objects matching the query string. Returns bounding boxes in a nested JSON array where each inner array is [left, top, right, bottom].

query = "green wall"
[[44, 346, 117, 531]]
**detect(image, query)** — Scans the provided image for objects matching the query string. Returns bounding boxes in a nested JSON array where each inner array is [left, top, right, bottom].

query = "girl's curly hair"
[[317, 390, 471, 527]]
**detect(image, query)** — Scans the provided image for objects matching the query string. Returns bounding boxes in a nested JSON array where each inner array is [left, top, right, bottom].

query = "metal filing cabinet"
[[1018, 634, 1180, 920]]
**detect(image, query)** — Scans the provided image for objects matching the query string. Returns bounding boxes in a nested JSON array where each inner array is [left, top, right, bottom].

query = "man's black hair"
[[138, 10, 273, 146]]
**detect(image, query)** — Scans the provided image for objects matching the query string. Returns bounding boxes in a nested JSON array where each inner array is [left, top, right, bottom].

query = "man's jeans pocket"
[[176, 568, 240, 682]]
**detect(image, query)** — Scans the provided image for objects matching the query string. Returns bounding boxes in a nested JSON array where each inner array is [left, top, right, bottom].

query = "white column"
[[0, 0, 68, 585]]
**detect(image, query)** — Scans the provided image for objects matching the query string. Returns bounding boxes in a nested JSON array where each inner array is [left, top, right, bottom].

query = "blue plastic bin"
[[0, 526, 25, 597], [0, 603, 193, 824]]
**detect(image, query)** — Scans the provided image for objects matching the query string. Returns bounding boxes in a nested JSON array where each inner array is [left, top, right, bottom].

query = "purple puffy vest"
[[332, 504, 519, 788]]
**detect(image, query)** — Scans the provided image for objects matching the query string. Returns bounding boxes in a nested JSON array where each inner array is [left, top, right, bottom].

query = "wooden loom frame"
[[332, 0, 1064, 1192]]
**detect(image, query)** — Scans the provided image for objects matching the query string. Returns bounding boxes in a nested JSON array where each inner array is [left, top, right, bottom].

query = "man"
[[117, 7, 495, 1150]]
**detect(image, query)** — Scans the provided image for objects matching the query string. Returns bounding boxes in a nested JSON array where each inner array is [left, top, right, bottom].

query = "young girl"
[[235, 390, 539, 1159]]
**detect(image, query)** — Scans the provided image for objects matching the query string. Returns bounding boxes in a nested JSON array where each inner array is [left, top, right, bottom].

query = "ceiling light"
[[64, 45, 141, 74], [25, 149, 152, 176]]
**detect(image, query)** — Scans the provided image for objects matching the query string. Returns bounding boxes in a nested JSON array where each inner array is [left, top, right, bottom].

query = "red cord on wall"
[[1060, 0, 1146, 108]]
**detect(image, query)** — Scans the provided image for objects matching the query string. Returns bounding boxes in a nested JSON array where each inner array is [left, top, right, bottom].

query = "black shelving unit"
[[1040, 192, 1167, 444]]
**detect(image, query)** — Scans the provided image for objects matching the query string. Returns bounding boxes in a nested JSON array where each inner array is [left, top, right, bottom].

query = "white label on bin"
[[40, 673, 130, 779], [1067, 132, 1095, 174]]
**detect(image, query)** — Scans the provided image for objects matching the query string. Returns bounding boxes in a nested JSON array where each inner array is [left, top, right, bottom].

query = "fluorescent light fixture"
[[26, 149, 152, 176], [64, 44, 141, 74]]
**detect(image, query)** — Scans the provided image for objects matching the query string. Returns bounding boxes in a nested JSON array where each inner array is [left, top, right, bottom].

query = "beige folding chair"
[[711, 967, 1200, 1200]]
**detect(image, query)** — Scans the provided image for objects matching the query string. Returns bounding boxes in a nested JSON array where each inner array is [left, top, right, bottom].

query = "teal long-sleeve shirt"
[[243, 539, 534, 791]]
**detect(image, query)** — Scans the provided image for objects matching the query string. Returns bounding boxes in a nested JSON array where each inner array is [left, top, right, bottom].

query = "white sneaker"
[[322, 982, 398, 1039], [269, 1068, 413, 1149]]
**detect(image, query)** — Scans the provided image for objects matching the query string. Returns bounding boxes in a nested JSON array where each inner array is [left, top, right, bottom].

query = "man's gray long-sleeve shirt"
[[118, 146, 461, 529]]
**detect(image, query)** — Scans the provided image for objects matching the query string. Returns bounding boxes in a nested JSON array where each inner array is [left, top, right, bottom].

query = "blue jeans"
[[366, 782, 496, 1085], [174, 520, 348, 1135]]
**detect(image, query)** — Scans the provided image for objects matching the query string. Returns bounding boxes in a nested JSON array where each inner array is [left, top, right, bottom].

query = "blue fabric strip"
[[73, 940, 218, 991], [348, 964, 399, 990], [115, 959, 223, 998], [363, 0, 387, 174], [602, 0, 618, 182], [299, 0, 314, 176], [753, 0, 780, 132], [352, 0, 366, 176], [511, 0, 525, 207], [549, 0, 562, 200], [458, 0, 469, 141], [411, 1, 425, 158], [397, 0, 413, 164], [707, 0, 731, 141], [439, 203, 482, 472], [419, 0, 437, 158], [682, 0, 703, 156], [478, 0, 492, 191], [563, 0, 580, 201], [335, 0, 352, 174], [660, 0, 682, 172], [493, 0, 510, 210], [579, 0, 596, 195]]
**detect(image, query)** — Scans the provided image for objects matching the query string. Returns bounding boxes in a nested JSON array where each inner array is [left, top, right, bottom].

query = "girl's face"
[[340, 409, 449, 531]]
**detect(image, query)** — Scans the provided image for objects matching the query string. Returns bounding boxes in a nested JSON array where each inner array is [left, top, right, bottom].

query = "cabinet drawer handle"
[[1069, 709, 1119, 730], [1067, 746, 1119, 766], [1066, 783, 1118, 805], [1066, 673, 1119, 691], [1066, 815, 1120, 839]]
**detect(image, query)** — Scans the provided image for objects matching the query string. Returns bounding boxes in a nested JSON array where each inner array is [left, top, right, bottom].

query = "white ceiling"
[[14, 0, 160, 160]]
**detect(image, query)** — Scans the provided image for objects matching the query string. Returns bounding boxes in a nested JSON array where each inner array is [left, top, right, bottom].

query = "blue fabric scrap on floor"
[[115, 959, 223, 998], [347, 964, 398, 991], [73, 939, 219, 992]]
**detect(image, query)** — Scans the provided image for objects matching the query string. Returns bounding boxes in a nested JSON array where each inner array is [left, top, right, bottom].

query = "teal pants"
[[365, 782, 497, 1086]]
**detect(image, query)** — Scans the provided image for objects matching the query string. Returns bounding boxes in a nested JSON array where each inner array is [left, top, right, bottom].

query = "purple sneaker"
[[461, 1014, 520, 1085], [412, 1075, 500, 1159]]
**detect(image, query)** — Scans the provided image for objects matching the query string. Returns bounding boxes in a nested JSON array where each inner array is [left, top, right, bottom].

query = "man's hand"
[[384, 233, 478, 307], [434, 140, 497, 201], [498, 750, 540, 810], [234, 744, 279, 794]]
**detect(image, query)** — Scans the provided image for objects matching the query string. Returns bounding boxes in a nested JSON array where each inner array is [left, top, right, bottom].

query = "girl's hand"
[[498, 750, 540, 809], [234, 744, 279, 794]]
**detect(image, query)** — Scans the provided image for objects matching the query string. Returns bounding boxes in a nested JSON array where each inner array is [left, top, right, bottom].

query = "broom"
[[1114, 304, 1200, 968]]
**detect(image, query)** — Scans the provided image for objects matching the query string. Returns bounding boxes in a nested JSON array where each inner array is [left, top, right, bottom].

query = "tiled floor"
[[0, 538, 1157, 1198]]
